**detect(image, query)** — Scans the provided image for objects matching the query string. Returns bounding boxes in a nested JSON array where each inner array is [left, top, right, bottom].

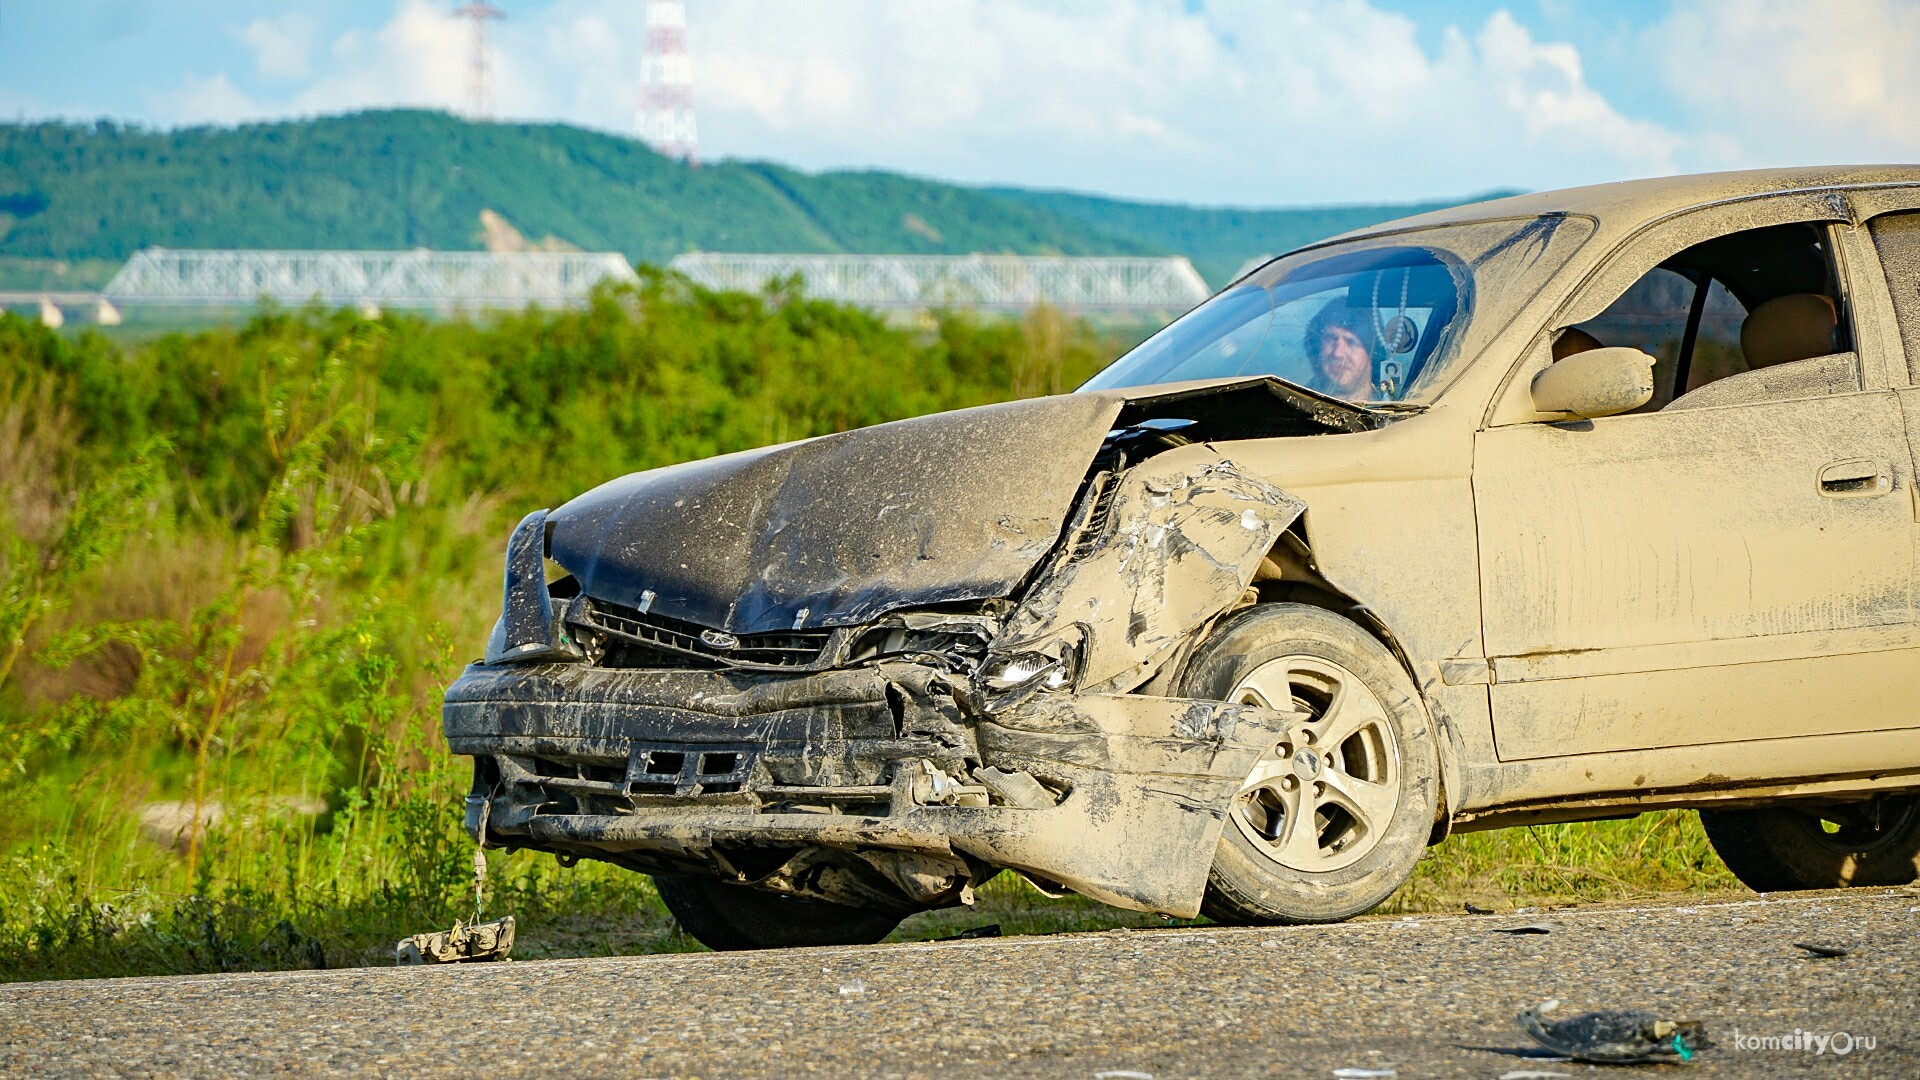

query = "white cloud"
[[646, 0, 1680, 202], [240, 13, 317, 80], [1654, 0, 1920, 169], [288, 0, 486, 116], [145, 72, 265, 126], [116, 0, 1690, 204]]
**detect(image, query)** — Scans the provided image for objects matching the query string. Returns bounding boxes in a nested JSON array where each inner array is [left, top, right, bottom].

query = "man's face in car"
[[1313, 326, 1372, 396]]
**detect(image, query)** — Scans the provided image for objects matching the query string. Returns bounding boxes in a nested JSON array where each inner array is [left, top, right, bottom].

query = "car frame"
[[445, 166, 1920, 949]]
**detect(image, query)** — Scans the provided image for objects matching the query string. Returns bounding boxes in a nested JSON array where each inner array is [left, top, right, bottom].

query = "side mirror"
[[1530, 346, 1656, 419]]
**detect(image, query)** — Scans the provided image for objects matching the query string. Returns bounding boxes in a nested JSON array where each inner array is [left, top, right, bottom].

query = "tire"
[[1176, 603, 1439, 924], [653, 875, 903, 951], [1700, 797, 1920, 892]]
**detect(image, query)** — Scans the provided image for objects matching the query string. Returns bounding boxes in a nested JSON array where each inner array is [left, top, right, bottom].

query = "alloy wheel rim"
[[1228, 654, 1402, 873]]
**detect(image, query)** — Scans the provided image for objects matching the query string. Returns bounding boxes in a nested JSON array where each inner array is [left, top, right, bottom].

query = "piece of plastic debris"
[[1497, 1072, 1572, 1079], [1518, 999, 1711, 1065], [1493, 923, 1555, 935], [395, 916, 516, 965], [837, 978, 868, 996], [939, 924, 1003, 941], [1331, 1069, 1397, 1078], [1092, 1071, 1153, 1080], [1793, 941, 1849, 958]]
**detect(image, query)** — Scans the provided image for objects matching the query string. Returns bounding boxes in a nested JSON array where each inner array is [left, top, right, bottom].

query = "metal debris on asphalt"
[[1792, 941, 1850, 958], [1517, 999, 1711, 1065], [395, 916, 516, 964]]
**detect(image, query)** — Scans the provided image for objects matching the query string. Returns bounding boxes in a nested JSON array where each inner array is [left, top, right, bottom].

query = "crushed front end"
[[444, 383, 1367, 917]]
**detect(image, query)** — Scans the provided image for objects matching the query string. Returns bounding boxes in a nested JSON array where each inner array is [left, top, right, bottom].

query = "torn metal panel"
[[452, 667, 1302, 916], [996, 448, 1306, 695]]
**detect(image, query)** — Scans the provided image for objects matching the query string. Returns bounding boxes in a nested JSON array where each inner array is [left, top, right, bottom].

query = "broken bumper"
[[443, 661, 1293, 917]]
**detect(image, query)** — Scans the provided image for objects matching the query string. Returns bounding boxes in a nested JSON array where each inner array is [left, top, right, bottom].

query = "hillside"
[[0, 110, 1480, 289], [989, 188, 1512, 285]]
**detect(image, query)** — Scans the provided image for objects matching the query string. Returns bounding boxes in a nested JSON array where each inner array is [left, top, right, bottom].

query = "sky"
[[2, 0, 1918, 207]]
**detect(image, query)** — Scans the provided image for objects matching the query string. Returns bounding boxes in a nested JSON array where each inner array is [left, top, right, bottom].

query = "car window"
[[1082, 215, 1595, 405], [1563, 269, 1749, 411], [1866, 211, 1920, 382], [1549, 221, 1853, 412]]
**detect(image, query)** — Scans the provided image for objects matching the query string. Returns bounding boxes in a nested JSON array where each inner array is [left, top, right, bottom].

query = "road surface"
[[2, 889, 1914, 1077]]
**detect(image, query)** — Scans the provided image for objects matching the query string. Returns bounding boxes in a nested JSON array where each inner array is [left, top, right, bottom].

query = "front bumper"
[[443, 660, 1296, 917]]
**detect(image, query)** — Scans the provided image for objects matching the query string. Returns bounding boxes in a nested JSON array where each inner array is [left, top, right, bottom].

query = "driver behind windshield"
[[1303, 301, 1380, 399]]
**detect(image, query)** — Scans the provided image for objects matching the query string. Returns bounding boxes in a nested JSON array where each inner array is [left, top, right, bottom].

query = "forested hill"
[[0, 110, 1487, 286], [988, 188, 1490, 286]]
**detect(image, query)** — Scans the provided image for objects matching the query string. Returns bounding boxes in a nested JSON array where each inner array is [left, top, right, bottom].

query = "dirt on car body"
[[447, 166, 1920, 949]]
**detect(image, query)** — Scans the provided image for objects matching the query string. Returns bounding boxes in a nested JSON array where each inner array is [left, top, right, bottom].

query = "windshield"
[[1081, 215, 1595, 404]]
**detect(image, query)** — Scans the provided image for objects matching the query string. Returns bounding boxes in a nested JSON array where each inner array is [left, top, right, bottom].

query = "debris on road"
[[1793, 941, 1850, 958], [1464, 902, 1496, 914], [1517, 999, 1711, 1065], [1330, 1068, 1398, 1078], [938, 924, 1003, 941], [1492, 923, 1555, 935], [395, 917, 516, 964]]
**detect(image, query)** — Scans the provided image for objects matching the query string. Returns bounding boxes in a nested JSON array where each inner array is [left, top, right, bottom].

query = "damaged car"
[[446, 167, 1920, 949]]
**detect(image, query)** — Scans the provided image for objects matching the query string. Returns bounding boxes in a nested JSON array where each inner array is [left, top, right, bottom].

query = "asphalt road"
[[2, 889, 1914, 1078]]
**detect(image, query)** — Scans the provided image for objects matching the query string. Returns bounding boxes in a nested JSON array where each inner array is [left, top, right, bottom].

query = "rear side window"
[[1867, 211, 1920, 382]]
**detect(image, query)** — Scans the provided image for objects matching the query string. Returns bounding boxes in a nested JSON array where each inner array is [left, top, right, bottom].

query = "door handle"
[[1817, 458, 1892, 498]]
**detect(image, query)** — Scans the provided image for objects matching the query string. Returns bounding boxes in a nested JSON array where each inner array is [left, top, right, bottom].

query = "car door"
[[1473, 201, 1920, 771]]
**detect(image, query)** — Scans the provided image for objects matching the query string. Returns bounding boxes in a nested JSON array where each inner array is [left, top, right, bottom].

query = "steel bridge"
[[99, 249, 638, 310], [667, 253, 1211, 314]]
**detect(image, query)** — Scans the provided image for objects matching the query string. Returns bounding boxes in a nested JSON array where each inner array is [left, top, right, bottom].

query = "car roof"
[[1330, 165, 1920, 246]]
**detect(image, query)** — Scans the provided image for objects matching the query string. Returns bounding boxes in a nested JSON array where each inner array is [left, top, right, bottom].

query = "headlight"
[[980, 641, 1081, 693]]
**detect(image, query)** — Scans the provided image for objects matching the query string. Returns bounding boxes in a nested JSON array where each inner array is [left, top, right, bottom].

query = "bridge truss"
[[102, 249, 638, 310]]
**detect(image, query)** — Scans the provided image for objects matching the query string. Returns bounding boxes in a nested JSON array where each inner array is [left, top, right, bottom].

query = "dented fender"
[[996, 446, 1307, 696]]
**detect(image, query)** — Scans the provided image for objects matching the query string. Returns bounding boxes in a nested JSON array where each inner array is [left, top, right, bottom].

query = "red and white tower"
[[636, 0, 698, 163]]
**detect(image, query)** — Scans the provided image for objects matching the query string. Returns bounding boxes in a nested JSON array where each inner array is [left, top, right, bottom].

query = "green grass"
[[0, 286, 1742, 982]]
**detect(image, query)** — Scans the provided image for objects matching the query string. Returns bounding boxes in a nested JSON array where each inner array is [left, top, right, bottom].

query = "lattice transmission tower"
[[454, 3, 505, 118], [636, 0, 698, 163]]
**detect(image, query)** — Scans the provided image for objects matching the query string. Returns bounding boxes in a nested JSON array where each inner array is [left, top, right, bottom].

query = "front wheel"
[[1177, 603, 1439, 924], [654, 875, 903, 951], [1700, 797, 1920, 892]]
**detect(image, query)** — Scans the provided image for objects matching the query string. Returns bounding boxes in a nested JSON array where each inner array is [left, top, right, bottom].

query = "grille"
[[572, 599, 836, 669]]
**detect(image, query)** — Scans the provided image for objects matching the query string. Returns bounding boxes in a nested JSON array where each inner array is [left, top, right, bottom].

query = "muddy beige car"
[[445, 167, 1920, 950]]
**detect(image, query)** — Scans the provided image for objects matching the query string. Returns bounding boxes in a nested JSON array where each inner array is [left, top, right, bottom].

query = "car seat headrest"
[[1741, 293, 1838, 369]]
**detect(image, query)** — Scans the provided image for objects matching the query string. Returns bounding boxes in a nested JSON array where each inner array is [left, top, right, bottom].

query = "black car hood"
[[546, 379, 1380, 635]]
